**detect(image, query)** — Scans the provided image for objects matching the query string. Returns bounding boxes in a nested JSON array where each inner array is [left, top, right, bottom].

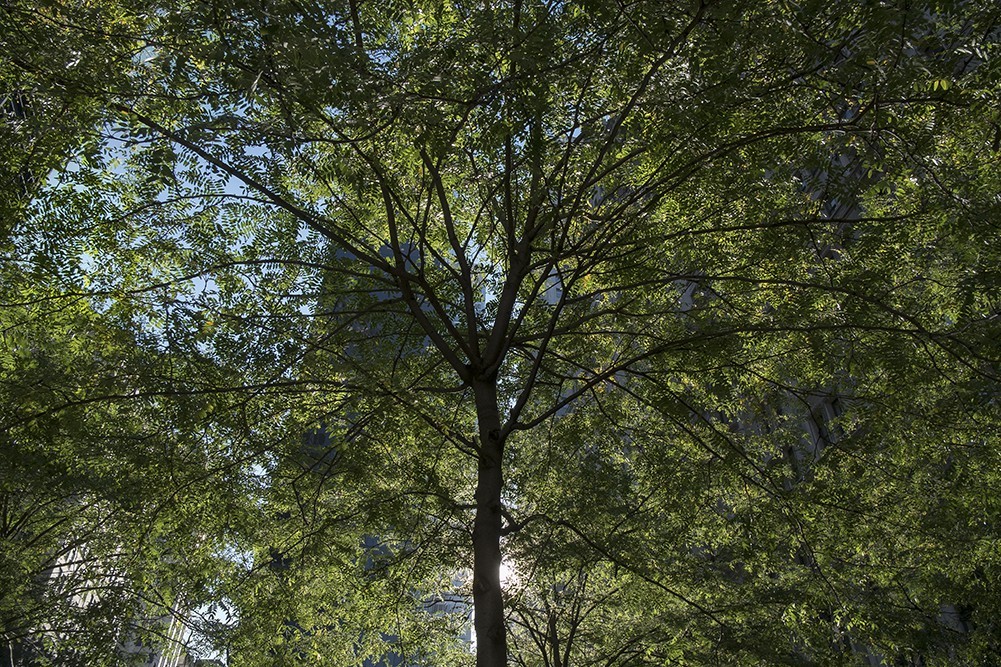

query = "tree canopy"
[[3, 0, 1001, 665]]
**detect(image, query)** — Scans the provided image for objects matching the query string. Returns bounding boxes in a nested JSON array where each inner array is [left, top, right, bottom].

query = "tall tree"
[[4, 0, 1001, 664]]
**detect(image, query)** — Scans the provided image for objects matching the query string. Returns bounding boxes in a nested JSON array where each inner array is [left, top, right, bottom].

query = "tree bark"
[[472, 377, 507, 667]]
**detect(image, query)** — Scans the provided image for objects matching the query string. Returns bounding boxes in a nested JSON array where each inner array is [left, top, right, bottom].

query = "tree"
[[4, 0, 1001, 665]]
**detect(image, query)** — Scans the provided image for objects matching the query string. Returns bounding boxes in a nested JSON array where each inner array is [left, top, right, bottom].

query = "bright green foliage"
[[2, 0, 1001, 665]]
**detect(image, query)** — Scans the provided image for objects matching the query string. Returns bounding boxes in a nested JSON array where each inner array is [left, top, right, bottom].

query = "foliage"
[[2, 0, 1001, 665]]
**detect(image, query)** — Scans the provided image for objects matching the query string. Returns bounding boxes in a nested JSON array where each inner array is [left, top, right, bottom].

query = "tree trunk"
[[472, 377, 507, 667], [548, 612, 563, 667]]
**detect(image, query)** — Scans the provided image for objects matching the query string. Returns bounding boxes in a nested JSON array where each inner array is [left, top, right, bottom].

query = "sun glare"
[[499, 558, 518, 587]]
